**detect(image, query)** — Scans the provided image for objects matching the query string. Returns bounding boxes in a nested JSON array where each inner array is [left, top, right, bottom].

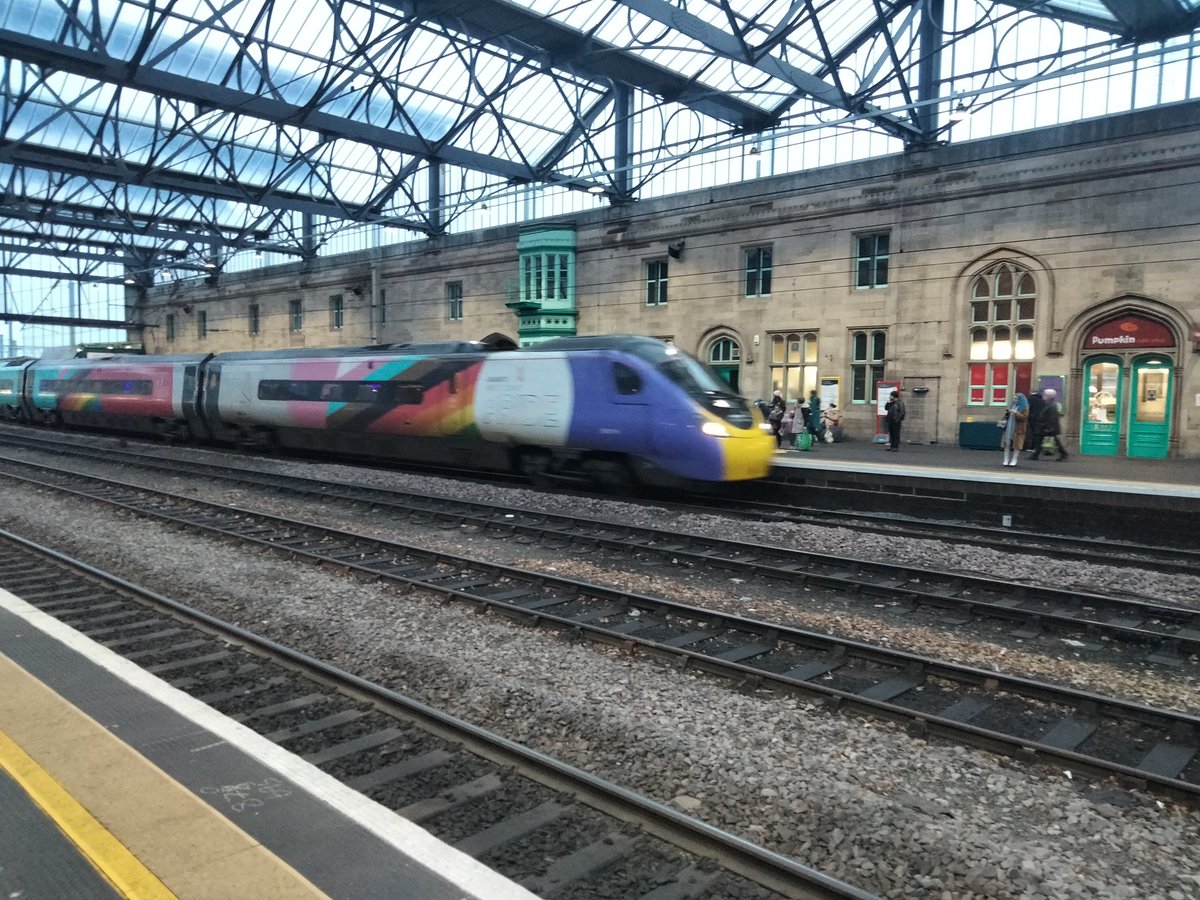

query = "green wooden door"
[[1127, 356, 1172, 458], [1079, 358, 1121, 457], [712, 365, 740, 393]]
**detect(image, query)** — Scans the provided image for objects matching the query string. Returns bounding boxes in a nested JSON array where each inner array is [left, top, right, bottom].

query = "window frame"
[[854, 232, 890, 289], [849, 329, 886, 404], [165, 314, 175, 343], [289, 299, 303, 333], [248, 303, 260, 337], [744, 246, 772, 298], [645, 259, 668, 306], [330, 294, 344, 330], [446, 281, 464, 321], [196, 310, 208, 340], [966, 263, 1037, 406], [768, 331, 817, 402]]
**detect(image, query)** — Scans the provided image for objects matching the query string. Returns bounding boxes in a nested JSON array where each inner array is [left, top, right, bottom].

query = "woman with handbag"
[[1000, 392, 1030, 467]]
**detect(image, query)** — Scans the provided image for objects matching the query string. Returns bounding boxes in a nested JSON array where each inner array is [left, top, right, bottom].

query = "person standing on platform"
[[1032, 388, 1069, 461], [884, 390, 905, 451], [822, 403, 844, 442], [767, 390, 786, 448], [1025, 389, 1046, 457], [1000, 392, 1029, 467], [807, 390, 822, 447], [778, 404, 796, 450]]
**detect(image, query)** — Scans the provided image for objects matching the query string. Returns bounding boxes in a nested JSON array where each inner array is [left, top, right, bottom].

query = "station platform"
[[0, 588, 536, 900], [750, 437, 1200, 546]]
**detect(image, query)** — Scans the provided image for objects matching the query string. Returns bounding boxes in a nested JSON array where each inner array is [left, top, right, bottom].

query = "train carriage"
[[26, 354, 212, 441], [0, 358, 36, 422], [204, 336, 773, 486], [9, 336, 774, 488]]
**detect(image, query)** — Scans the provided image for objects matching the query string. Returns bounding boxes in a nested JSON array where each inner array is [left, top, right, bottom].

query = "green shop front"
[[1078, 313, 1178, 459]]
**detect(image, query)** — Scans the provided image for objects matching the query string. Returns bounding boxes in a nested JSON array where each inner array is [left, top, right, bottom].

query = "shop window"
[[769, 332, 817, 401]]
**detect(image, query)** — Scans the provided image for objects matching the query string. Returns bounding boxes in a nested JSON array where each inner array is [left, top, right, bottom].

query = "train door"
[[1127, 355, 1172, 458], [1080, 358, 1121, 457]]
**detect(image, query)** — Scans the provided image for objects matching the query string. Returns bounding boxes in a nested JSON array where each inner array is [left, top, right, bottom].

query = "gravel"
[[3, 439, 1199, 900]]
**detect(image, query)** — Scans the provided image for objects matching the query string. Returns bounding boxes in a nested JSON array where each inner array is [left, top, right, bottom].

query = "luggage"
[[1040, 436, 1057, 456], [794, 432, 813, 451]]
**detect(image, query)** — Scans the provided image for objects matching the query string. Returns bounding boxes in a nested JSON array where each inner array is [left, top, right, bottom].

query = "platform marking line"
[[0, 727, 178, 900], [0, 588, 540, 900]]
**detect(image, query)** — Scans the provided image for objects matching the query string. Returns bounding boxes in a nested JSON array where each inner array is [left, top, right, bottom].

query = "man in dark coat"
[[1031, 388, 1068, 461], [1025, 389, 1046, 457]]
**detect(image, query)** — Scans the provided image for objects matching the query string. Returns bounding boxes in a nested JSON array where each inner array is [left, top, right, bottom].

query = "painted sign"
[[1085, 315, 1174, 350]]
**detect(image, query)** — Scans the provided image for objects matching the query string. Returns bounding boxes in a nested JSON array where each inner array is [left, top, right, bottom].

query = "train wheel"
[[582, 457, 639, 495], [515, 449, 553, 487]]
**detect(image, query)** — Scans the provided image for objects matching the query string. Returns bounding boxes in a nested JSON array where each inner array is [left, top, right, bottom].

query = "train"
[[0, 335, 777, 488]]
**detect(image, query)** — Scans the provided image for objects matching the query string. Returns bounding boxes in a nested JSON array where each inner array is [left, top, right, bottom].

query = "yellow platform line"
[[0, 728, 177, 900]]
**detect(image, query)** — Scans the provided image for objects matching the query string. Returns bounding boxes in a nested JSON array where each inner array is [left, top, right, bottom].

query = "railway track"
[[1, 436, 1198, 669], [2, 425, 1197, 576], [0, 528, 869, 900], [3, 456, 1199, 804]]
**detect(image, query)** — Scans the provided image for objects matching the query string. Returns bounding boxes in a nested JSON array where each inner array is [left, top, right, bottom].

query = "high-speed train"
[[0, 336, 776, 487]]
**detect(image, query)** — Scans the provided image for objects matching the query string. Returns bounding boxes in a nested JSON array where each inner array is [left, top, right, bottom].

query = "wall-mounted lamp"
[[586, 185, 606, 195], [667, 240, 685, 260], [347, 285, 364, 297], [749, 144, 760, 155], [203, 258, 219, 270], [123, 276, 137, 285], [947, 101, 969, 125]]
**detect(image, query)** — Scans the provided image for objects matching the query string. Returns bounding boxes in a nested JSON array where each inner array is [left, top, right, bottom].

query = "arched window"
[[967, 263, 1036, 406], [708, 338, 740, 364]]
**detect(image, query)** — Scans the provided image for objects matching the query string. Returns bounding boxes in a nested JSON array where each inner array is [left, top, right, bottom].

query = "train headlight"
[[702, 421, 731, 437]]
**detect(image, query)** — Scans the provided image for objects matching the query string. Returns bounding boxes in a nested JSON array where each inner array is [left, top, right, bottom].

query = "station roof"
[[2, 0, 1198, 287]]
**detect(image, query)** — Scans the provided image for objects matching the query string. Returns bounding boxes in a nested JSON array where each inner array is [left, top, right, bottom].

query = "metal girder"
[[616, 0, 925, 140], [0, 0, 1196, 302], [381, 0, 775, 131], [0, 311, 143, 329], [0, 31, 606, 198], [1004, 1, 1200, 40]]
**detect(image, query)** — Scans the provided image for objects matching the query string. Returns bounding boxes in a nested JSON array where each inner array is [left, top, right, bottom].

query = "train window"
[[613, 363, 642, 395], [258, 379, 423, 405]]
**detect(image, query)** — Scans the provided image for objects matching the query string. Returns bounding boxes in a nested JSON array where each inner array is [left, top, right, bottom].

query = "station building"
[[140, 100, 1200, 459]]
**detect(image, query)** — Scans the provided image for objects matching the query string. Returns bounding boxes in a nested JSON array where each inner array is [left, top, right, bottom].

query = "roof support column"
[[428, 162, 443, 235], [613, 84, 633, 200], [302, 213, 316, 259], [915, 0, 946, 140]]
